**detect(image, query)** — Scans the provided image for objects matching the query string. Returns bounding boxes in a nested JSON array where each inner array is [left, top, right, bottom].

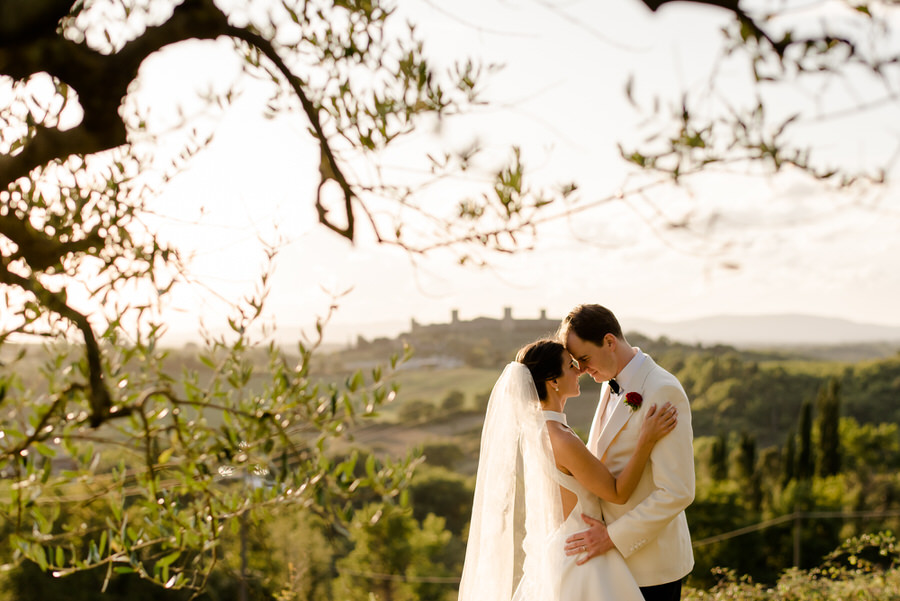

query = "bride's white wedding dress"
[[458, 363, 643, 601], [542, 411, 644, 601]]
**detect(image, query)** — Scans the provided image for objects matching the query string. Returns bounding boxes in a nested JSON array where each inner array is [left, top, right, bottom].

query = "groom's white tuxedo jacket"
[[587, 352, 695, 587]]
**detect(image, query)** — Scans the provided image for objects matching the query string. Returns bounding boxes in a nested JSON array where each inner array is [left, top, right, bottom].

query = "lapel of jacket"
[[588, 384, 612, 455], [593, 355, 658, 459], [593, 395, 631, 460]]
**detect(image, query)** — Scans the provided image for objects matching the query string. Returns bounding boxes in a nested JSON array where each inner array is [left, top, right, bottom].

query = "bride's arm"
[[551, 403, 677, 504]]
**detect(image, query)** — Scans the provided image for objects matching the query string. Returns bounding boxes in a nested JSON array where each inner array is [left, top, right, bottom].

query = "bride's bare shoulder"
[[546, 421, 582, 450]]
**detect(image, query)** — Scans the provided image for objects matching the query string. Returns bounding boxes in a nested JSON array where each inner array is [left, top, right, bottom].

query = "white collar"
[[543, 410, 568, 425], [615, 347, 646, 393]]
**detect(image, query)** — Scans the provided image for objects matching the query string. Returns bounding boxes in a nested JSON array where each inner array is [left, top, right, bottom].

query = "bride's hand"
[[639, 402, 677, 444]]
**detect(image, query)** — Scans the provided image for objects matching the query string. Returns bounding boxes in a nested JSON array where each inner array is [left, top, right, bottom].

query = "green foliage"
[[440, 390, 465, 413], [397, 399, 436, 422], [846, 357, 900, 425], [408, 465, 473, 535], [823, 531, 899, 574], [236, 508, 336, 601], [687, 360, 900, 588], [684, 532, 900, 601], [331, 503, 457, 601], [683, 361, 820, 447], [420, 442, 466, 470], [685, 566, 900, 601], [404, 514, 464, 601], [0, 293, 416, 592], [689, 480, 767, 579], [0, 561, 191, 601], [840, 418, 900, 475], [473, 389, 491, 413]]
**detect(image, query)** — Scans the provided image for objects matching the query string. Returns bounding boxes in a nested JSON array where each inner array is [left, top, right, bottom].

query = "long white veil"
[[458, 362, 564, 601]]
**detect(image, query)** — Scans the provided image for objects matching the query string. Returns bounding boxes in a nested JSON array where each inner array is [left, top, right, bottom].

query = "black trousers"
[[639, 578, 683, 601]]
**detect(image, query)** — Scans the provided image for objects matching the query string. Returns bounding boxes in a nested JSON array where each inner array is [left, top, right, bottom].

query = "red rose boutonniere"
[[624, 392, 643, 412]]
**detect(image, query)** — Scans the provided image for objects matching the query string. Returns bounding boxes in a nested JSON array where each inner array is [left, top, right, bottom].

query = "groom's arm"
[[606, 381, 695, 558]]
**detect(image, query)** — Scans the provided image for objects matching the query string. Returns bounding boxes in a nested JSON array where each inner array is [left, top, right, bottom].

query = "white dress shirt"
[[601, 348, 646, 426]]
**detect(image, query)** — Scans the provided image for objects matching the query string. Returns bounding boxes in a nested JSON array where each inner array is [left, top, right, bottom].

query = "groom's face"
[[565, 331, 616, 384]]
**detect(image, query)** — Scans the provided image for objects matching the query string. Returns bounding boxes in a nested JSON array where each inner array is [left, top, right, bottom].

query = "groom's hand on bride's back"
[[564, 514, 615, 565]]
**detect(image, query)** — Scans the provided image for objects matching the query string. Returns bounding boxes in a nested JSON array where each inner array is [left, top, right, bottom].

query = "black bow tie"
[[608, 379, 621, 395]]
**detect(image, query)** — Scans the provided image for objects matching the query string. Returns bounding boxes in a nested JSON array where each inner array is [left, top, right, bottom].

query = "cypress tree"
[[816, 377, 842, 477], [709, 433, 728, 481], [797, 399, 814, 480], [736, 431, 757, 482], [782, 434, 796, 487]]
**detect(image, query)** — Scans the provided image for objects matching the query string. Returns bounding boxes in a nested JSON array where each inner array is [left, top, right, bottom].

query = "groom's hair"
[[558, 304, 623, 345], [516, 339, 565, 401]]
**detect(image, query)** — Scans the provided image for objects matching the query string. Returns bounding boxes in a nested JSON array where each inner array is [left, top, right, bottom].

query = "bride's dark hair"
[[515, 339, 565, 401]]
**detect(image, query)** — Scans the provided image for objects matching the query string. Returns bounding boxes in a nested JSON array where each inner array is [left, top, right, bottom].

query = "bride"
[[458, 339, 677, 601]]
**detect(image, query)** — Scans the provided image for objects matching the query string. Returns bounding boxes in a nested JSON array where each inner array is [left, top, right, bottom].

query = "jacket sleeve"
[[606, 381, 695, 557]]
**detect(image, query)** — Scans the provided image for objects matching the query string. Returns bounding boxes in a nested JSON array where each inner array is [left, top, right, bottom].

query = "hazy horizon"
[[158, 309, 900, 349]]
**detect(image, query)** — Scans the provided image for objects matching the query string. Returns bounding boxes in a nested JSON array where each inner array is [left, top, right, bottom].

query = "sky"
[[126, 0, 900, 345]]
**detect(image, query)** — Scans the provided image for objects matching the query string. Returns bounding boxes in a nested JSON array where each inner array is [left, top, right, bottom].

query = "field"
[[390, 366, 500, 408], [337, 365, 607, 472]]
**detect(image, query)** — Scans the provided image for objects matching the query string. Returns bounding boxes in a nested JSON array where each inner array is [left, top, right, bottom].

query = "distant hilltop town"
[[344, 309, 900, 368], [352, 308, 562, 369], [409, 307, 556, 336]]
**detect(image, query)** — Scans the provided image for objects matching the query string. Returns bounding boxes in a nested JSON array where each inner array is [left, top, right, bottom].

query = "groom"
[[559, 304, 694, 601]]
